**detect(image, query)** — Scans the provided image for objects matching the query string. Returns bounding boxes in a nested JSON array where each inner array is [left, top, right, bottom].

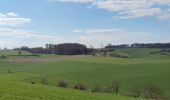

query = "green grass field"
[[0, 48, 170, 99], [0, 72, 147, 100]]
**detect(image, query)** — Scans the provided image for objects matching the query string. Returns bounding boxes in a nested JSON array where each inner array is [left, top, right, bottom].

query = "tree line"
[[105, 43, 170, 49], [15, 43, 170, 55], [16, 43, 88, 55]]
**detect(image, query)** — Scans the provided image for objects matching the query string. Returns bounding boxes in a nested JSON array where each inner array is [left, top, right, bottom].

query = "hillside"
[[0, 49, 169, 99], [0, 72, 146, 100]]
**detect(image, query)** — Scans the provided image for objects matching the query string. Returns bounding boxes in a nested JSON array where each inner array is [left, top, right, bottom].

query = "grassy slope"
[[0, 72, 145, 100], [114, 48, 170, 59], [0, 48, 170, 99], [0, 58, 170, 95]]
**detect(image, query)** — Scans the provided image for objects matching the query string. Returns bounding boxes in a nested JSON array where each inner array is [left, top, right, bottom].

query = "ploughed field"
[[0, 48, 170, 99]]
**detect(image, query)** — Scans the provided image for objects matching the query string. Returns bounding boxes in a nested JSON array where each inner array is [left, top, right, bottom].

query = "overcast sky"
[[0, 0, 170, 48]]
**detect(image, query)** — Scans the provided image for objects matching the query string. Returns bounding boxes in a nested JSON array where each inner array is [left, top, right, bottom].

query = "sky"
[[0, 0, 170, 48]]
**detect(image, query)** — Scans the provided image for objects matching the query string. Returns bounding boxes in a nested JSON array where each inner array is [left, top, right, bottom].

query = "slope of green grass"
[[114, 48, 170, 59], [0, 58, 170, 95], [0, 72, 146, 100], [0, 48, 170, 99]]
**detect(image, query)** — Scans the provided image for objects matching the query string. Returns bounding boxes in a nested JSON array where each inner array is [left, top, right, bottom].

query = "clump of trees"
[[53, 43, 88, 55], [17, 43, 88, 55]]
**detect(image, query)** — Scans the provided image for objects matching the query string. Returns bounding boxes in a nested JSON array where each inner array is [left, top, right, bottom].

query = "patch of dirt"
[[8, 55, 84, 63]]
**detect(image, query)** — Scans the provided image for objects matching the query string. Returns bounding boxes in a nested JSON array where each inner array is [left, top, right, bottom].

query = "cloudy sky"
[[0, 0, 170, 48]]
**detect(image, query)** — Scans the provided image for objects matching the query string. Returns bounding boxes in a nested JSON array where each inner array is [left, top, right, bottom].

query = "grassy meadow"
[[0, 48, 170, 99]]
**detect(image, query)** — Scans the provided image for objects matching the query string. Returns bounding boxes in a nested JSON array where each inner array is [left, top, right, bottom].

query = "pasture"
[[0, 48, 170, 99]]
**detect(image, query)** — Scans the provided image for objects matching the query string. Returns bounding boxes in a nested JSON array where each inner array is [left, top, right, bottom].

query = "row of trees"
[[16, 43, 88, 55], [16, 43, 170, 55], [105, 43, 170, 48]]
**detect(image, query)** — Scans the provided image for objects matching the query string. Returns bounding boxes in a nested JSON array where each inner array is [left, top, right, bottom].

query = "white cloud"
[[113, 8, 162, 19], [158, 9, 170, 20], [73, 29, 84, 33], [72, 28, 157, 47], [0, 27, 168, 48], [0, 12, 31, 26], [0, 28, 65, 48], [54, 0, 170, 19]]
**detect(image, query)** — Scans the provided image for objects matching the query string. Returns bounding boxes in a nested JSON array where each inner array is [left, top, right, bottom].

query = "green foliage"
[[0, 54, 6, 59], [106, 80, 120, 94], [143, 83, 165, 100], [8, 69, 12, 73], [74, 83, 87, 91], [127, 86, 142, 98], [58, 80, 68, 88], [91, 86, 105, 93], [31, 81, 36, 84]]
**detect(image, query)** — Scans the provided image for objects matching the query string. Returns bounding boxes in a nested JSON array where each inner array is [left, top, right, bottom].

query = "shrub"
[[107, 80, 120, 94], [8, 69, 12, 73], [92, 86, 105, 93], [127, 86, 141, 98], [58, 80, 68, 88], [109, 53, 130, 58], [0, 54, 6, 59], [31, 81, 36, 84], [143, 83, 165, 100], [74, 83, 87, 91]]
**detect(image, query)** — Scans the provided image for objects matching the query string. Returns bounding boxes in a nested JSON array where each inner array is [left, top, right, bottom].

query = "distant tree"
[[54, 43, 88, 55], [18, 50, 22, 55]]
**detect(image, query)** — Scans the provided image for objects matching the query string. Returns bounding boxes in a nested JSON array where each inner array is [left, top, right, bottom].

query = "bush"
[[109, 53, 130, 58], [31, 81, 36, 84], [143, 83, 165, 100], [58, 80, 68, 88], [74, 83, 87, 91], [8, 69, 12, 73], [92, 86, 105, 93], [127, 86, 141, 98], [106, 80, 120, 94], [0, 54, 6, 59]]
